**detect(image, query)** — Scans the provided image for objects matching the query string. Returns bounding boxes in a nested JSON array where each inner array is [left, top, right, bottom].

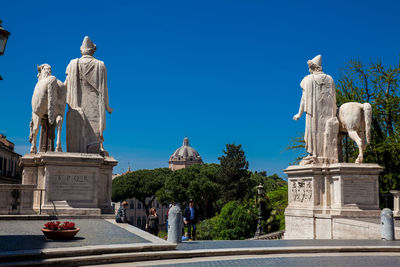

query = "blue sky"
[[1, 0, 400, 176]]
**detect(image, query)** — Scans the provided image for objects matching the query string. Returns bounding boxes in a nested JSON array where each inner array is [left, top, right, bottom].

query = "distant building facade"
[[0, 134, 21, 184], [168, 137, 203, 171]]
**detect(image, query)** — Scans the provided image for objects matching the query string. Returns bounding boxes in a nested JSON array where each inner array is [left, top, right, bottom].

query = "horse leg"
[[30, 114, 40, 153], [55, 115, 63, 152], [337, 133, 344, 163], [347, 130, 363, 163], [361, 131, 368, 152]]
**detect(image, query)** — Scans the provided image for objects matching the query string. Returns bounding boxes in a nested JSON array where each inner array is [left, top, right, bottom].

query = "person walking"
[[116, 201, 128, 223], [183, 199, 198, 240], [146, 208, 159, 236]]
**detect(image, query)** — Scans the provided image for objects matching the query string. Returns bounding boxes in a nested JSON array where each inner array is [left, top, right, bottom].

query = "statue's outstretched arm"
[[105, 86, 113, 114], [103, 68, 113, 114], [293, 92, 305, 121]]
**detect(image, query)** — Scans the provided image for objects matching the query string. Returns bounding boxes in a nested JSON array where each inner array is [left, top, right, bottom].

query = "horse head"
[[37, 63, 52, 80]]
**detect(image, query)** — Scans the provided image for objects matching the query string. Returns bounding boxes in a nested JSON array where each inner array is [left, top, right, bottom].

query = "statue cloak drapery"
[[65, 56, 108, 153], [300, 72, 336, 159]]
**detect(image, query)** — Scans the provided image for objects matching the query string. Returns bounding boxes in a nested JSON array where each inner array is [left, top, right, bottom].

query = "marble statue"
[[293, 55, 337, 165], [29, 64, 67, 153], [293, 55, 372, 164], [65, 36, 113, 155], [338, 102, 372, 163]]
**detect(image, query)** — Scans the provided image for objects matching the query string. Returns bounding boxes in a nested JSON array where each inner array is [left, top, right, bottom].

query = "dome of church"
[[168, 137, 203, 171]]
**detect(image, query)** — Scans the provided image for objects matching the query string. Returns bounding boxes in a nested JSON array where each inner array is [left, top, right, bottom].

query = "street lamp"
[[255, 183, 264, 237], [0, 20, 11, 80]]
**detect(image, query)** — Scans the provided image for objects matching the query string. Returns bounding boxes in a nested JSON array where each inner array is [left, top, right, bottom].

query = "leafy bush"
[[196, 218, 216, 240], [265, 185, 288, 232], [158, 230, 168, 240], [212, 201, 256, 240]]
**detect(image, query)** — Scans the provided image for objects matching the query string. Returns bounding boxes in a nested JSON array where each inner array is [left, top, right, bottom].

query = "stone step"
[[0, 243, 176, 263], [3, 245, 400, 267]]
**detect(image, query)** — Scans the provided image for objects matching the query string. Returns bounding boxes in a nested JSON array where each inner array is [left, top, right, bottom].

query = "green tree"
[[211, 201, 256, 240], [156, 163, 221, 219], [241, 173, 287, 234], [336, 59, 400, 204], [218, 143, 251, 204], [285, 134, 307, 165], [112, 168, 171, 216], [250, 172, 287, 194], [265, 185, 288, 232]]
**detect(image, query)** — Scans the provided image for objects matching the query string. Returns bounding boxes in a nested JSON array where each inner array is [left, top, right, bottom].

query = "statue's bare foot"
[[100, 147, 109, 157], [299, 155, 316, 166]]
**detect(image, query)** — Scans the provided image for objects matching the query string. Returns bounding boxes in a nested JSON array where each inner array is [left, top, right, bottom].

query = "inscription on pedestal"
[[343, 178, 375, 205], [48, 173, 94, 202]]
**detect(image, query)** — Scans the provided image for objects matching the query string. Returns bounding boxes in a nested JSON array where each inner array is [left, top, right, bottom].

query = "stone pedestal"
[[284, 163, 382, 239], [20, 152, 117, 216], [0, 184, 36, 215], [390, 190, 400, 218]]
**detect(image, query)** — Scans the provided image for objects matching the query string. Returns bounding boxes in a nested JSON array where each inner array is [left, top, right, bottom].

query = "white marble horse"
[[29, 64, 66, 153], [337, 102, 372, 163]]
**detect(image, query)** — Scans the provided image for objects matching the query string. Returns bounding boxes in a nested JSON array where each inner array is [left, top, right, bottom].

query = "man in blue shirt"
[[183, 199, 198, 240]]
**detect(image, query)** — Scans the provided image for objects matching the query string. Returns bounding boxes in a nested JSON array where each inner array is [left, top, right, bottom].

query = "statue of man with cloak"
[[293, 55, 337, 165], [65, 36, 113, 155]]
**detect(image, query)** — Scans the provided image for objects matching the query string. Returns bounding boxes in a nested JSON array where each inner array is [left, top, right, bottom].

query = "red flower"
[[43, 221, 76, 230]]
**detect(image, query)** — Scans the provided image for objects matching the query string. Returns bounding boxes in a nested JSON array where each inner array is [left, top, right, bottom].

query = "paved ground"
[[156, 256, 400, 267], [0, 219, 149, 252], [92, 252, 400, 267], [177, 239, 400, 250]]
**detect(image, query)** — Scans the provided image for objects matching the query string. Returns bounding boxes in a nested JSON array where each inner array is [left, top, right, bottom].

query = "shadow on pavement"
[[0, 235, 86, 252]]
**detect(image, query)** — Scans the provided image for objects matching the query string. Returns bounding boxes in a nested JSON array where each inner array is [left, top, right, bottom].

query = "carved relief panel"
[[290, 179, 313, 204]]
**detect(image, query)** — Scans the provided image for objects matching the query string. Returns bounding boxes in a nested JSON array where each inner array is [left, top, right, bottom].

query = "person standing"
[[293, 55, 337, 165], [116, 201, 128, 223], [146, 208, 159, 236], [64, 36, 113, 155], [183, 199, 198, 240]]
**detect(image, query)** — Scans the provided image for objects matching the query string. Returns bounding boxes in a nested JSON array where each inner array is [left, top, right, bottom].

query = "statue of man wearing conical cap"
[[293, 55, 337, 165], [65, 36, 113, 155]]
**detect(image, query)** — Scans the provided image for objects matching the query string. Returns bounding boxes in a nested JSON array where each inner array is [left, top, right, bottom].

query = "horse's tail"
[[363, 102, 372, 144]]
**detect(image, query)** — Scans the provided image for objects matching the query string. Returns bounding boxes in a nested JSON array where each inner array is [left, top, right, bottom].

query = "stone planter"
[[41, 228, 80, 239]]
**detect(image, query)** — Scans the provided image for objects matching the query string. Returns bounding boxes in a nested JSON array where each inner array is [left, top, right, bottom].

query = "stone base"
[[285, 215, 400, 239], [284, 163, 382, 239], [390, 190, 400, 218], [39, 201, 102, 216], [0, 184, 37, 215], [20, 152, 117, 216]]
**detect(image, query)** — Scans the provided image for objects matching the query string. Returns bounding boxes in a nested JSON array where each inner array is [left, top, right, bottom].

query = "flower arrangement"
[[44, 221, 76, 231]]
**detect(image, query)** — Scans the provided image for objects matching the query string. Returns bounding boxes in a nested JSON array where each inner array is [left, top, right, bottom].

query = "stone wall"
[[0, 184, 36, 215]]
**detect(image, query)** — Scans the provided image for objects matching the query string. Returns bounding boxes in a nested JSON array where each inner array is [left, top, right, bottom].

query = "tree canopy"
[[112, 168, 171, 215], [156, 163, 221, 219], [217, 143, 251, 203], [111, 142, 288, 239], [336, 59, 400, 196]]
